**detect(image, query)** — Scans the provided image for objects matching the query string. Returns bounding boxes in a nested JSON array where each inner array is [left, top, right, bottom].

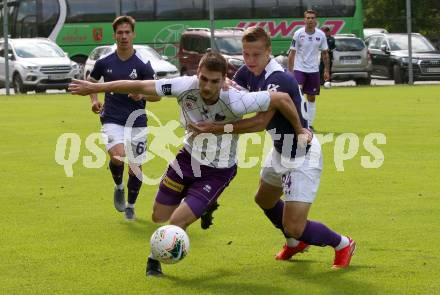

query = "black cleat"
[[146, 257, 163, 277], [201, 202, 220, 230]]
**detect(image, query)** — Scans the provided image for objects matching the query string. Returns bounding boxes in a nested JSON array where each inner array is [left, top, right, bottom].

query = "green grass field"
[[1, 85, 440, 294]]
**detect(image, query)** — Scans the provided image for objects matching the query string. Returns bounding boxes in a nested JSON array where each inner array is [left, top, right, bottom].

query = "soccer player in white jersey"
[[288, 10, 330, 131], [69, 52, 310, 276]]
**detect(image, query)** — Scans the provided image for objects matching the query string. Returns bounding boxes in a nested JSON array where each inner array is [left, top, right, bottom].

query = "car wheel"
[[393, 65, 404, 84], [13, 74, 27, 94]]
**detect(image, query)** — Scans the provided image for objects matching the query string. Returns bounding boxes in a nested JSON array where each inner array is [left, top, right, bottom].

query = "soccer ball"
[[323, 81, 332, 89], [150, 225, 190, 264]]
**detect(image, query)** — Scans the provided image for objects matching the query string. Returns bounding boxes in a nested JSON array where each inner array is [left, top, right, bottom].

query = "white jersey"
[[290, 27, 328, 73], [155, 76, 270, 168]]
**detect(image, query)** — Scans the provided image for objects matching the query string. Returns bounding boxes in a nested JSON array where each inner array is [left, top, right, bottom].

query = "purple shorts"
[[294, 70, 321, 96], [155, 149, 237, 218]]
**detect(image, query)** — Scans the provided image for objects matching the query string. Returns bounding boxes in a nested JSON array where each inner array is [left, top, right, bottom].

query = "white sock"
[[116, 183, 124, 190], [335, 235, 350, 250], [307, 101, 316, 126], [286, 237, 300, 247], [126, 203, 134, 209]]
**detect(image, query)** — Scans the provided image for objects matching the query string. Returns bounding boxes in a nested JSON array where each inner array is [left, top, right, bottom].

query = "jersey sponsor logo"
[[186, 94, 198, 102], [215, 113, 226, 121], [162, 176, 184, 192], [316, 37, 321, 41], [162, 84, 172, 95], [129, 69, 138, 79]]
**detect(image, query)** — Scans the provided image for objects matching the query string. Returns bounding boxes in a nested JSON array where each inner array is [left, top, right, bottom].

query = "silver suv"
[[0, 38, 80, 93], [331, 35, 372, 85]]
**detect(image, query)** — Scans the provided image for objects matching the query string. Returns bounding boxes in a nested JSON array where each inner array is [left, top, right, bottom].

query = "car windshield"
[[136, 46, 162, 61], [335, 38, 365, 51], [214, 36, 243, 55], [388, 35, 435, 52], [14, 41, 65, 58]]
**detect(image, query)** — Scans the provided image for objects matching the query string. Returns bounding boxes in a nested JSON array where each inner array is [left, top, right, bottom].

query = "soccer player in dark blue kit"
[[192, 27, 355, 268], [87, 16, 156, 221]]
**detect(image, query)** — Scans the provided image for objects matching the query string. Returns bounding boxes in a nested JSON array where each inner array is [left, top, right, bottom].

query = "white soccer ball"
[[323, 81, 332, 89], [150, 225, 190, 264]]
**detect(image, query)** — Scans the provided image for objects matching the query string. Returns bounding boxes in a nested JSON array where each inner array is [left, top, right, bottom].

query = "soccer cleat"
[[200, 202, 220, 230], [332, 237, 356, 269], [146, 257, 163, 277], [113, 187, 126, 212], [309, 125, 315, 132], [275, 241, 310, 260], [124, 207, 136, 221]]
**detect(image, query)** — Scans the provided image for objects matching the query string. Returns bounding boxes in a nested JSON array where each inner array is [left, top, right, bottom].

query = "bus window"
[[276, 0, 303, 18], [214, 0, 252, 19], [66, 0, 116, 23], [121, 0, 153, 20], [15, 0, 37, 37], [156, 0, 204, 20], [305, 0, 355, 17], [38, 0, 60, 37]]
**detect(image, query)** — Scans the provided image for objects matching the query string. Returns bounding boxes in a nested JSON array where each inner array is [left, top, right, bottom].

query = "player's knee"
[[151, 211, 169, 224], [283, 222, 305, 239], [110, 155, 124, 166]]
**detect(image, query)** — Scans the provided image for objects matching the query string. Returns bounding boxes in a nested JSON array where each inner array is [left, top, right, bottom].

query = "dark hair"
[[321, 26, 330, 32], [199, 52, 227, 76], [242, 26, 271, 48], [112, 15, 135, 33], [304, 9, 317, 17]]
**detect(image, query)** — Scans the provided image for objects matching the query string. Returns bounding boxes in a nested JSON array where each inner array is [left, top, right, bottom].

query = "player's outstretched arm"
[[69, 79, 157, 96], [187, 111, 275, 135], [288, 49, 296, 72]]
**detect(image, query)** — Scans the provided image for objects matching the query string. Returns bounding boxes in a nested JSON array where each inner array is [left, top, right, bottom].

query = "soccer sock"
[[335, 235, 350, 250], [286, 237, 301, 247], [109, 161, 124, 187], [262, 200, 287, 236], [298, 220, 342, 248], [127, 173, 142, 205], [307, 101, 316, 126]]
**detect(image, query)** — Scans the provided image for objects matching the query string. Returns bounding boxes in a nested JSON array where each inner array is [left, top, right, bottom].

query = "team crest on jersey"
[[184, 100, 196, 110], [106, 69, 112, 74], [162, 84, 172, 95], [267, 84, 280, 92], [316, 37, 321, 41], [214, 113, 226, 121], [129, 69, 138, 79], [308, 36, 313, 41]]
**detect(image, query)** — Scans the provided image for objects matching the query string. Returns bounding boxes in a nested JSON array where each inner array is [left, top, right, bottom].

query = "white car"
[[84, 45, 179, 80], [0, 38, 80, 93]]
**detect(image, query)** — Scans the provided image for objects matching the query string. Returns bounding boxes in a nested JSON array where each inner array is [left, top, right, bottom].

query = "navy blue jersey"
[[234, 59, 308, 158], [90, 50, 155, 127]]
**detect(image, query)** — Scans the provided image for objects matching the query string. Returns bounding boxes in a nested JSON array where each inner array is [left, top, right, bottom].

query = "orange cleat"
[[275, 241, 310, 260], [332, 237, 356, 269]]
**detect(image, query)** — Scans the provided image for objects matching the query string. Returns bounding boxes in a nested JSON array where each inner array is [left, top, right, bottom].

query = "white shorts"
[[101, 123, 147, 165], [260, 136, 323, 203]]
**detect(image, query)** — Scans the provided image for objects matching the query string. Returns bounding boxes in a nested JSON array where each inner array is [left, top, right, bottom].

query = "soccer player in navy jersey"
[[191, 27, 355, 269], [87, 16, 156, 221], [70, 51, 310, 276]]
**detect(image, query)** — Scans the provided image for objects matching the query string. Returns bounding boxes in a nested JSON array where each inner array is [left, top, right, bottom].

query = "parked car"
[[178, 28, 244, 78], [363, 28, 388, 40], [331, 35, 372, 85], [274, 36, 372, 85], [0, 38, 80, 93], [365, 33, 440, 83], [84, 44, 179, 80]]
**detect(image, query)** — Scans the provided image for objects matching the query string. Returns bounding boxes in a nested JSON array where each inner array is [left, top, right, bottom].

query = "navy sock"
[[299, 220, 341, 247], [262, 200, 288, 237], [109, 161, 124, 186], [127, 173, 142, 205]]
